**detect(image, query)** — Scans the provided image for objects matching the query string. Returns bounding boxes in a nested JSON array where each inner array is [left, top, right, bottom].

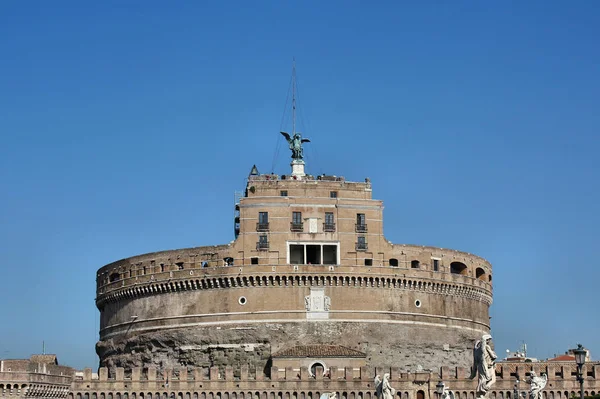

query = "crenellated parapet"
[[64, 362, 600, 399]]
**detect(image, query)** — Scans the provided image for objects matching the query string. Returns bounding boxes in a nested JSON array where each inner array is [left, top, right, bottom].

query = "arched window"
[[450, 262, 468, 275], [411, 260, 420, 269], [476, 267, 486, 280], [389, 258, 399, 267]]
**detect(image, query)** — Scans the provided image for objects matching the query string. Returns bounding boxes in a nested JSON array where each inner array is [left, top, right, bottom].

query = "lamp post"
[[573, 344, 587, 399], [514, 379, 520, 399]]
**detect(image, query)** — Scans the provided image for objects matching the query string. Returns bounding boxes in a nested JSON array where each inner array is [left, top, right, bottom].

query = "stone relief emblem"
[[305, 288, 330, 317]]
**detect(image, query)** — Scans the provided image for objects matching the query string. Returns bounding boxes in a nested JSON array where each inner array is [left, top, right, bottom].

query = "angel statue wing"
[[540, 373, 548, 390], [469, 340, 483, 379], [374, 375, 382, 398], [301, 138, 311, 143], [280, 131, 291, 142]]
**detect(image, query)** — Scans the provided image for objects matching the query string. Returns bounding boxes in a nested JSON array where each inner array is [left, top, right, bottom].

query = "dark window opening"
[[433, 259, 439, 272], [356, 213, 367, 232], [291, 211, 303, 231], [306, 245, 321, 264], [224, 257, 234, 267], [364, 258, 373, 266], [476, 267, 486, 280], [489, 274, 492, 282], [251, 257, 259, 265], [280, 190, 288, 197], [201, 261, 208, 268], [176, 262, 184, 270], [411, 260, 420, 268], [323, 245, 337, 265], [290, 244, 304, 264], [257, 212, 269, 231], [450, 261, 468, 275], [356, 236, 367, 251], [310, 362, 325, 377], [330, 191, 337, 198], [142, 266, 146, 275], [109, 273, 120, 282], [257, 234, 269, 250], [160, 263, 165, 272], [389, 258, 398, 267], [324, 212, 335, 232]]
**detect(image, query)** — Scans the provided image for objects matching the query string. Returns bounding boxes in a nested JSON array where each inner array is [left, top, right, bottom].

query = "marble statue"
[[439, 383, 456, 399], [528, 371, 548, 399], [375, 373, 395, 399], [280, 131, 310, 160], [469, 334, 498, 399]]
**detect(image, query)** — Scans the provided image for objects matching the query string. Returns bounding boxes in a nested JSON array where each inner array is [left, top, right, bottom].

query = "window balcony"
[[256, 241, 269, 251], [290, 222, 304, 232], [323, 222, 336, 232], [355, 224, 368, 233], [355, 242, 368, 251], [256, 222, 270, 232]]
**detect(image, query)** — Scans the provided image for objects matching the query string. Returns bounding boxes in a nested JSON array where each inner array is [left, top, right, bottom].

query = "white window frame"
[[286, 241, 340, 265]]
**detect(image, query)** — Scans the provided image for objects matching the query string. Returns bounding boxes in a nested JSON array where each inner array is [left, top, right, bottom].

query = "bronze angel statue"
[[280, 131, 310, 160], [469, 334, 498, 399]]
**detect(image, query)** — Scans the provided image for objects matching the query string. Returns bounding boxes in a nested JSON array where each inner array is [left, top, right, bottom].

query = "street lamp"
[[573, 344, 587, 399], [514, 379, 520, 399]]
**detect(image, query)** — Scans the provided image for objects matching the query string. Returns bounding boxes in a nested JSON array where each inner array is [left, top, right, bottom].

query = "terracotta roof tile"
[[548, 355, 575, 362], [272, 345, 365, 358]]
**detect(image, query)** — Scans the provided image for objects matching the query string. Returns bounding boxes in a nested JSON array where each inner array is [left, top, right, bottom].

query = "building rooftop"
[[272, 345, 366, 358]]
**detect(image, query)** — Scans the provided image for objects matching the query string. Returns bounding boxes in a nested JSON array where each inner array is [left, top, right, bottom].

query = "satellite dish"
[[506, 349, 510, 353]]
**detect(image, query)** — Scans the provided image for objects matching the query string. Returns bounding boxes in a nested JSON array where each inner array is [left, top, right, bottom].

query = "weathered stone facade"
[[95, 169, 492, 372]]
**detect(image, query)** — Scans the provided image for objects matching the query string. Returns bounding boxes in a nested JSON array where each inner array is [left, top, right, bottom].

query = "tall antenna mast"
[[292, 58, 296, 135]]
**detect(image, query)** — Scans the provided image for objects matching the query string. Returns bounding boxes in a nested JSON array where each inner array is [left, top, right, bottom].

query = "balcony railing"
[[256, 222, 270, 232], [355, 242, 368, 251], [290, 222, 304, 232], [355, 223, 368, 233], [256, 241, 269, 250], [323, 222, 336, 232]]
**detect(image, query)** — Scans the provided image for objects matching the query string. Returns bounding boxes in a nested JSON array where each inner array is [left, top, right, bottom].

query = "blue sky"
[[1, 1, 599, 369]]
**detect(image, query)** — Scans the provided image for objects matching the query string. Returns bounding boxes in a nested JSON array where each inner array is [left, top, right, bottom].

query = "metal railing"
[[290, 222, 304, 232], [355, 242, 368, 251], [256, 222, 270, 232], [256, 241, 269, 250], [355, 224, 368, 233], [323, 223, 336, 232]]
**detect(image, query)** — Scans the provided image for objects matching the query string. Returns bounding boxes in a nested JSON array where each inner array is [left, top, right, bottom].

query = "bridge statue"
[[528, 371, 548, 399], [280, 131, 310, 160], [469, 334, 498, 399]]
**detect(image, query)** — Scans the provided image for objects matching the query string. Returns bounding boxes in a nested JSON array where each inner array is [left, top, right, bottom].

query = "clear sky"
[[1, 1, 599, 369]]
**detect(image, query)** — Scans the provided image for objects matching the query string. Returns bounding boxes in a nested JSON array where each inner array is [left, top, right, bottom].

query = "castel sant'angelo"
[[1, 74, 598, 399]]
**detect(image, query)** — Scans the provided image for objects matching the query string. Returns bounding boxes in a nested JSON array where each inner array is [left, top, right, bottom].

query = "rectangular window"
[[330, 191, 338, 198], [325, 212, 334, 224], [257, 211, 269, 231], [364, 258, 373, 266], [280, 190, 288, 197], [356, 213, 367, 233], [293, 212, 302, 224], [433, 259, 439, 272], [356, 236, 367, 251], [251, 257, 259, 265], [176, 262, 184, 270], [357, 213, 366, 225], [324, 212, 335, 232], [259, 212, 268, 224], [257, 234, 269, 250], [290, 244, 305, 264]]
